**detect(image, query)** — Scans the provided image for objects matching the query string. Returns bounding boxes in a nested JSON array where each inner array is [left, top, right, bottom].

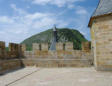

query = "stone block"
[[33, 43, 40, 51], [41, 43, 48, 51], [65, 42, 73, 51], [0, 41, 6, 59], [21, 44, 26, 52], [90, 16, 112, 71], [56, 43, 63, 50], [82, 42, 91, 52]]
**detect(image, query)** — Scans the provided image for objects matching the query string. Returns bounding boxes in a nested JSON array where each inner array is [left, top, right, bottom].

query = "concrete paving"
[[0, 67, 112, 86]]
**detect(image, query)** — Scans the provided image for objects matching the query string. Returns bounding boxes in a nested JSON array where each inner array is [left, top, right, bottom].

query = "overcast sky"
[[0, 0, 98, 44]]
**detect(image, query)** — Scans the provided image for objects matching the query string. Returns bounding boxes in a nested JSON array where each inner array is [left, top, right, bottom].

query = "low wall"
[[0, 58, 93, 74], [24, 50, 92, 60], [22, 59, 93, 67], [0, 59, 24, 74]]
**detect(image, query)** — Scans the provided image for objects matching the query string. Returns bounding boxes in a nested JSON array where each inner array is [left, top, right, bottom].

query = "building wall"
[[90, 15, 112, 71]]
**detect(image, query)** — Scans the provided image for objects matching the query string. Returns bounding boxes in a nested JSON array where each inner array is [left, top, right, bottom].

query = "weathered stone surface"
[[33, 43, 40, 51], [82, 42, 91, 52], [90, 15, 112, 71], [0, 60, 24, 74], [21, 44, 26, 52], [65, 42, 73, 51], [0, 41, 93, 74], [56, 43, 63, 50], [22, 59, 92, 67], [41, 43, 48, 51], [0, 41, 5, 59]]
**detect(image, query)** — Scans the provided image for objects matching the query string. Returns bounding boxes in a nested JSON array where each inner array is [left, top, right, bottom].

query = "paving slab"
[[0, 67, 112, 86]]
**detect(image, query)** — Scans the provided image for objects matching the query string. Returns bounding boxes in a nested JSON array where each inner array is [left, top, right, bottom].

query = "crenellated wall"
[[22, 42, 92, 60], [0, 41, 93, 74], [0, 41, 6, 59], [0, 41, 24, 74], [0, 41, 23, 60], [82, 42, 91, 52]]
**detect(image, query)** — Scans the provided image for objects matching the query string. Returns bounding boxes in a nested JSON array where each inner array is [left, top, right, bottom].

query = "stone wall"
[[0, 41, 93, 74], [90, 15, 112, 71], [22, 59, 92, 67], [0, 59, 24, 74], [0, 42, 24, 74], [82, 42, 91, 52], [23, 42, 92, 60], [0, 58, 92, 74], [65, 42, 73, 51], [0, 41, 23, 60], [0, 41, 6, 59]]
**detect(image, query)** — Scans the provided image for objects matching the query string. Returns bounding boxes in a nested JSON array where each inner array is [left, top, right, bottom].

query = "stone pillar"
[[21, 44, 26, 52], [0, 41, 5, 59], [65, 42, 73, 51], [9, 43, 19, 58], [16, 44, 23, 57], [82, 42, 91, 52], [56, 43, 63, 50], [9, 43, 15, 51], [41, 43, 48, 51]]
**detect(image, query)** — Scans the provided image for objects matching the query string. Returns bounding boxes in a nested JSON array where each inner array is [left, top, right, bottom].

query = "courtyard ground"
[[0, 67, 112, 86]]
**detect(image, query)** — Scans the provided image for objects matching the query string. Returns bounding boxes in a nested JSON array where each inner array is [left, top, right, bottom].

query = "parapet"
[[0, 41, 5, 50], [9, 43, 19, 51], [82, 42, 91, 52], [33, 43, 40, 51], [22, 42, 91, 52], [65, 42, 73, 51], [33, 43, 48, 51], [41, 43, 48, 51], [0, 41, 5, 59], [0, 41, 23, 59], [21, 44, 26, 52], [56, 43, 63, 50]]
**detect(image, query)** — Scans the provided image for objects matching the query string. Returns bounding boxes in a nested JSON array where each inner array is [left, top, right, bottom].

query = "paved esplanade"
[[0, 67, 112, 86]]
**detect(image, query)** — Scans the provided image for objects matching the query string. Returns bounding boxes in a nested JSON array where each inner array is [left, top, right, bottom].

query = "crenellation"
[[82, 42, 91, 52], [21, 44, 26, 52], [41, 43, 48, 51], [0, 41, 93, 73], [33, 43, 40, 51], [56, 42, 63, 50], [65, 42, 73, 51], [0, 41, 6, 59]]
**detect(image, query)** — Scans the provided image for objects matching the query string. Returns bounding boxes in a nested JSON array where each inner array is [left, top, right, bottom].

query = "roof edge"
[[88, 13, 112, 27]]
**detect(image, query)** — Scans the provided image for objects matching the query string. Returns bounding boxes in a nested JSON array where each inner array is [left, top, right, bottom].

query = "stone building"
[[89, 0, 112, 70]]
